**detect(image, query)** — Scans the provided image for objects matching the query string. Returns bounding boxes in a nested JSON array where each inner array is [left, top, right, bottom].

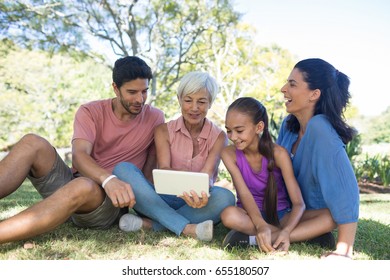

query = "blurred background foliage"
[[0, 39, 112, 148]]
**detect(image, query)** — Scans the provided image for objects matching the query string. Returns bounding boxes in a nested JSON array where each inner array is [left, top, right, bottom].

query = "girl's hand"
[[255, 225, 275, 253], [272, 229, 290, 253], [180, 191, 209, 208]]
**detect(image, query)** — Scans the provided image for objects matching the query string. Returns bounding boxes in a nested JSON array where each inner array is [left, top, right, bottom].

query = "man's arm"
[[72, 138, 135, 208]]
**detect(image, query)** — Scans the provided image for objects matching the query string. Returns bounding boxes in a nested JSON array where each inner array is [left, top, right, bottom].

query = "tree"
[[198, 23, 296, 130], [0, 0, 240, 108], [0, 39, 111, 149], [364, 106, 390, 144]]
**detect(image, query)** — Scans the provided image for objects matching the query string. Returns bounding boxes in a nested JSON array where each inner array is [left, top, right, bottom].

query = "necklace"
[[191, 134, 200, 142]]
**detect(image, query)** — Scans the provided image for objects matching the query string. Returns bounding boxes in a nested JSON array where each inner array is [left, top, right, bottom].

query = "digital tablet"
[[153, 169, 210, 197]]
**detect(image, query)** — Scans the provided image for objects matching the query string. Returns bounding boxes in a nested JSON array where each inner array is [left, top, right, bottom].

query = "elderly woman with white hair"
[[113, 71, 235, 241]]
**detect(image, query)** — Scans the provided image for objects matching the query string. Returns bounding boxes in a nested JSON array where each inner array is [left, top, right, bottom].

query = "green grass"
[[0, 181, 389, 260]]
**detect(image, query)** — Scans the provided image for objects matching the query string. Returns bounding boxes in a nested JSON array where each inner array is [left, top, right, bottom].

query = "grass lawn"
[[0, 181, 389, 260]]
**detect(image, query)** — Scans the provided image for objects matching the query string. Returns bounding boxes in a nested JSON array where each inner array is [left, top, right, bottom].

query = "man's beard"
[[119, 95, 143, 116]]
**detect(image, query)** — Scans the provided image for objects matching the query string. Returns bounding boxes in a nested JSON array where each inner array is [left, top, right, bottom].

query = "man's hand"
[[180, 190, 209, 208], [103, 177, 136, 208]]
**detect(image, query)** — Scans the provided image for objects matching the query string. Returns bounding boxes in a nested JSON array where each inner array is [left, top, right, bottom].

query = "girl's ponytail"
[[259, 128, 279, 226]]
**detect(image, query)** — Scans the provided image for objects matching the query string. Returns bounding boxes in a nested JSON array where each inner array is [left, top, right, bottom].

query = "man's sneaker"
[[119, 213, 143, 232], [307, 232, 336, 250], [222, 230, 250, 249], [195, 220, 213, 241]]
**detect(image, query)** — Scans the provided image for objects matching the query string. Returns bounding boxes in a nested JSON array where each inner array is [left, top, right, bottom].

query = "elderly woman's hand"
[[180, 190, 209, 208]]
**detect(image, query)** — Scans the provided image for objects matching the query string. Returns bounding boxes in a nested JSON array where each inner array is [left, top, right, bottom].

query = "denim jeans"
[[113, 162, 236, 236]]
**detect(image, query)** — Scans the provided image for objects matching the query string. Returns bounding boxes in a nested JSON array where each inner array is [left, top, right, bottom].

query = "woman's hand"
[[255, 224, 275, 253], [321, 251, 352, 260], [180, 191, 209, 208]]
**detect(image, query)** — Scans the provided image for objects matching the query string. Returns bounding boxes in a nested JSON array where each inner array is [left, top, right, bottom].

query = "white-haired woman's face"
[[179, 88, 211, 127]]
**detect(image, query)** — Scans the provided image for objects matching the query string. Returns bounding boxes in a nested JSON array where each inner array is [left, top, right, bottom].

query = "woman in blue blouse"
[[277, 58, 359, 259]]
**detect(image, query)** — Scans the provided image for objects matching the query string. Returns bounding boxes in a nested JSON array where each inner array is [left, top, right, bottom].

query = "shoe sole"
[[222, 230, 250, 249]]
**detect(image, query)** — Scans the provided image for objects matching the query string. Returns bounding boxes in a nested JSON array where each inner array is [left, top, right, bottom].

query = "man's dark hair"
[[112, 56, 153, 88]]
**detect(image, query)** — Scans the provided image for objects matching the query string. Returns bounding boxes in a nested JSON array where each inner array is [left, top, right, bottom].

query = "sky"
[[233, 0, 390, 117]]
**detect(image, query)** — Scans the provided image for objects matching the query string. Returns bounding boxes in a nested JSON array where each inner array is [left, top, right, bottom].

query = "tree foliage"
[[0, 39, 111, 149], [202, 23, 296, 129], [363, 107, 390, 144], [0, 0, 240, 98]]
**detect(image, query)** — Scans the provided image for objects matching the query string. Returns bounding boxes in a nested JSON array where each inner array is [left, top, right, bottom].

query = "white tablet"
[[153, 169, 210, 197]]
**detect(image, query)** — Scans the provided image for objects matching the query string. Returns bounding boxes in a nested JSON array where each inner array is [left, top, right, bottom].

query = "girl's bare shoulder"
[[221, 144, 236, 158], [273, 143, 290, 159]]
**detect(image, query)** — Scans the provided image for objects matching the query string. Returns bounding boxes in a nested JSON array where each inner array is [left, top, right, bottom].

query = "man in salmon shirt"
[[0, 56, 164, 244]]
